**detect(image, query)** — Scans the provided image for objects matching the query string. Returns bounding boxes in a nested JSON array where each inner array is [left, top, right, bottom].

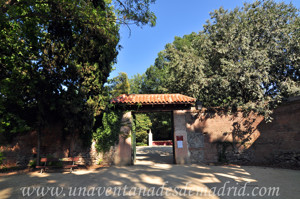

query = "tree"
[[164, 40, 205, 98], [200, 0, 299, 114], [146, 112, 172, 141], [153, 0, 300, 120], [0, 0, 156, 163], [109, 72, 131, 97], [113, 0, 156, 27], [129, 73, 145, 94], [134, 113, 152, 144], [140, 52, 169, 94], [0, 0, 120, 163], [132, 33, 200, 95]]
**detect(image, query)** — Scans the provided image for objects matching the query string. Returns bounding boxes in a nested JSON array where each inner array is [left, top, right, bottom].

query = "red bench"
[[36, 157, 79, 173], [152, 140, 173, 146]]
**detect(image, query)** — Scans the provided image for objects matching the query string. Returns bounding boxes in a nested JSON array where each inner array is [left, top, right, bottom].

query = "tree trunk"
[[69, 131, 74, 157], [37, 128, 41, 166]]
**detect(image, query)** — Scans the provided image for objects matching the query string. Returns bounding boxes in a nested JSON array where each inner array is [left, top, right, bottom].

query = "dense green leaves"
[[129, 73, 145, 94], [131, 52, 169, 94], [197, 0, 300, 113], [93, 109, 122, 152], [0, 0, 157, 157], [0, 0, 120, 136], [134, 0, 299, 121], [134, 113, 152, 144], [147, 112, 172, 140], [109, 72, 131, 98]]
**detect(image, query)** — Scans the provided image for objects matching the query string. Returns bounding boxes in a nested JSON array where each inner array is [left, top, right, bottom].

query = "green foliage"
[[113, 0, 157, 27], [0, 0, 157, 155], [109, 72, 131, 98], [96, 158, 103, 165], [164, 42, 205, 98], [129, 72, 173, 141], [147, 112, 172, 140], [172, 33, 198, 51], [135, 114, 152, 144], [135, 114, 152, 133], [197, 0, 300, 114], [136, 142, 148, 146], [93, 109, 123, 152], [129, 73, 145, 94], [0, 0, 120, 139], [140, 52, 170, 94], [134, 112, 172, 142], [0, 113, 31, 134], [136, 131, 148, 144], [137, 0, 300, 121], [27, 159, 36, 168]]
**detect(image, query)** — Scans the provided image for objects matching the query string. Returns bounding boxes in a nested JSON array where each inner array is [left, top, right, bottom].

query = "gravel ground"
[[1, 146, 299, 199]]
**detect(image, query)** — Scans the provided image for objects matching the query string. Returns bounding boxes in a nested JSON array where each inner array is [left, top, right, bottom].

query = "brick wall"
[[251, 98, 300, 167], [185, 98, 300, 167], [1, 98, 299, 168], [0, 123, 111, 167]]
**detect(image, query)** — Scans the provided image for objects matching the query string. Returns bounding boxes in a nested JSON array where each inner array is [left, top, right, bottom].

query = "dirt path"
[[135, 146, 173, 165], [0, 149, 299, 198]]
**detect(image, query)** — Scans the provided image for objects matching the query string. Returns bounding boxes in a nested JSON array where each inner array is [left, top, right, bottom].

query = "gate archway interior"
[[132, 111, 174, 165], [111, 94, 196, 166]]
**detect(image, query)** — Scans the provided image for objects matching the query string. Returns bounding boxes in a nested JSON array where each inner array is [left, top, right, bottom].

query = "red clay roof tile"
[[111, 94, 196, 105]]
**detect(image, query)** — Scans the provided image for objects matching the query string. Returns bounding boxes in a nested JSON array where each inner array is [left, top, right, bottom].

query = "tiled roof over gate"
[[111, 94, 196, 105]]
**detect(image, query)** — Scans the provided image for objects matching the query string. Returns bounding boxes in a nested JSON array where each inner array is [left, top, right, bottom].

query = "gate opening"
[[110, 94, 196, 166], [132, 112, 174, 165]]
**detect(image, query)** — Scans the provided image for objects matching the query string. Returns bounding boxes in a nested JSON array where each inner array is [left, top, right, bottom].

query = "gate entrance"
[[132, 111, 174, 165], [110, 94, 196, 166]]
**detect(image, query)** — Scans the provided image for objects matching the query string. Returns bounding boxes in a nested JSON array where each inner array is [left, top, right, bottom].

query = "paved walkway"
[[135, 146, 173, 165], [1, 147, 299, 199]]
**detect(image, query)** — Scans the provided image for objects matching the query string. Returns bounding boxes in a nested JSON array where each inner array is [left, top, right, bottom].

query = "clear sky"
[[109, 0, 300, 79]]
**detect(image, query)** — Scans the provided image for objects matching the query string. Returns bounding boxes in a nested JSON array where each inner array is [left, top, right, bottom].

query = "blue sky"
[[109, 0, 300, 79]]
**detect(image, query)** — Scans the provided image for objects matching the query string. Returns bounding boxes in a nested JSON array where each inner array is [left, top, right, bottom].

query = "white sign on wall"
[[176, 136, 183, 148], [177, 140, 183, 148]]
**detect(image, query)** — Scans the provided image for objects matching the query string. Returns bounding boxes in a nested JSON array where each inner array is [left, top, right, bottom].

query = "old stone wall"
[[184, 98, 300, 167], [251, 98, 300, 167], [0, 123, 112, 167], [1, 98, 299, 168]]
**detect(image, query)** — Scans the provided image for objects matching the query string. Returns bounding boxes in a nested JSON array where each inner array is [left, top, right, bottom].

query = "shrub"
[[28, 159, 36, 168], [136, 131, 148, 145]]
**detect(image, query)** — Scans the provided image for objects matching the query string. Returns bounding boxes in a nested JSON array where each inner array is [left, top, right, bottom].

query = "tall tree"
[[155, 0, 299, 120], [198, 0, 300, 115], [140, 52, 169, 94], [0, 0, 156, 163], [129, 73, 145, 94], [134, 113, 152, 144], [133, 33, 200, 95], [109, 72, 131, 98], [0, 0, 120, 163]]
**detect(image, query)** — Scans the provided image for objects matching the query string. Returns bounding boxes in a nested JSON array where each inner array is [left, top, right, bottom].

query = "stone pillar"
[[148, 129, 153, 146], [114, 111, 132, 166], [173, 110, 190, 164]]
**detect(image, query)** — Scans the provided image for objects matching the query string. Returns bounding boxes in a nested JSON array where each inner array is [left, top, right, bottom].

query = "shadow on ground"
[[1, 160, 300, 199], [135, 146, 173, 165]]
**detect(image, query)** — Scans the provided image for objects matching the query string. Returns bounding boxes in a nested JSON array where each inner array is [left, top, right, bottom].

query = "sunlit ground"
[[0, 147, 299, 199]]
